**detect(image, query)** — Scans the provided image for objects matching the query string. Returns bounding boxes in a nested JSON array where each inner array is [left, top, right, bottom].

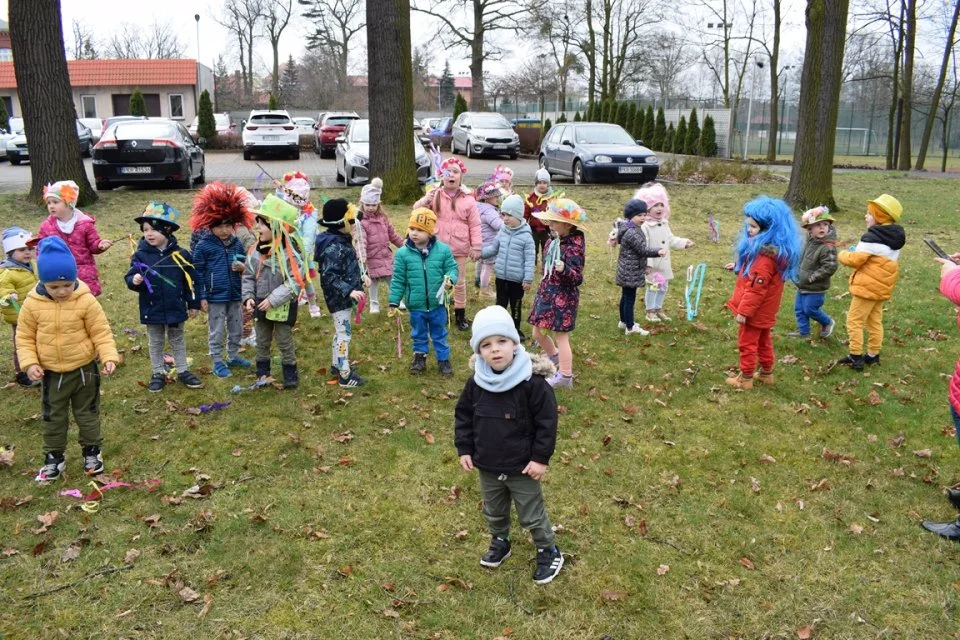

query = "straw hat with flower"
[[532, 198, 589, 230]]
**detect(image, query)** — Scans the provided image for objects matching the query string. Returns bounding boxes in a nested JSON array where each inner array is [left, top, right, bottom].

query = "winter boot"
[[409, 353, 427, 375], [282, 363, 299, 389], [455, 308, 471, 331], [725, 373, 753, 390], [754, 370, 775, 386], [438, 359, 454, 377], [256, 358, 271, 380]]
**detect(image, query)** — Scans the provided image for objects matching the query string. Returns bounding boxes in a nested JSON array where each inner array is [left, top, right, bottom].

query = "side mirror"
[[636, 139, 644, 145], [335, 136, 345, 143], [462, 124, 471, 130], [562, 140, 574, 148]]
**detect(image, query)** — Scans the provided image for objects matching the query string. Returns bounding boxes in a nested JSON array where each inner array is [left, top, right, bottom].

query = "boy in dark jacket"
[[190, 182, 256, 378], [789, 206, 838, 339], [314, 198, 367, 388], [615, 199, 665, 336], [124, 203, 204, 392], [454, 305, 563, 584]]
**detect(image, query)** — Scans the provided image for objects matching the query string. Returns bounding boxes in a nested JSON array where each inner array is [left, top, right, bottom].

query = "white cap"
[[2, 227, 32, 253]]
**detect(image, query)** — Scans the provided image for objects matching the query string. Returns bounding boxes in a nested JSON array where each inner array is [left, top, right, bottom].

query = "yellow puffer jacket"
[[15, 281, 119, 373], [0, 261, 37, 325], [838, 250, 899, 301]]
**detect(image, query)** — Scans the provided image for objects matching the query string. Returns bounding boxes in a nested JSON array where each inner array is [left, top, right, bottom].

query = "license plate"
[[263, 135, 280, 141], [121, 166, 151, 174], [618, 166, 643, 174], [493, 144, 507, 150]]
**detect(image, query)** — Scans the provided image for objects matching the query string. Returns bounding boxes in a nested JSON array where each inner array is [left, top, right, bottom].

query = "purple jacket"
[[360, 212, 404, 278], [37, 211, 106, 296], [476, 202, 503, 264]]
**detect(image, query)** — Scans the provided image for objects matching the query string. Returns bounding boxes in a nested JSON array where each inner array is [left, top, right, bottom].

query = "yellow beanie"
[[408, 207, 437, 235], [867, 194, 902, 224]]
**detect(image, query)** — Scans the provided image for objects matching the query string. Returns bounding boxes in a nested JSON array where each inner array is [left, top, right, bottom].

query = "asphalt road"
[[0, 151, 547, 193]]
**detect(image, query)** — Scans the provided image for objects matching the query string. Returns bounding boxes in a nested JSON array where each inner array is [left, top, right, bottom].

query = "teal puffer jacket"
[[389, 237, 458, 311]]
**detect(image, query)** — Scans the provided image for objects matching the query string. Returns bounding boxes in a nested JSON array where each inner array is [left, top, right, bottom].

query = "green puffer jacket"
[[796, 235, 838, 294], [389, 237, 458, 312]]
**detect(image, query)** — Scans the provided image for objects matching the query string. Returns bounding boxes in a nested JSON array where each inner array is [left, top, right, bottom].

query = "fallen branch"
[[23, 564, 133, 600]]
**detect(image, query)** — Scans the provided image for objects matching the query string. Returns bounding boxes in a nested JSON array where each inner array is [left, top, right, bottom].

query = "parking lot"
[[0, 151, 544, 193]]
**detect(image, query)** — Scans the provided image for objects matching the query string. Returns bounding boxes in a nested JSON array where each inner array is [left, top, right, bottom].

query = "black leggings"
[[496, 279, 526, 331], [619, 286, 637, 327]]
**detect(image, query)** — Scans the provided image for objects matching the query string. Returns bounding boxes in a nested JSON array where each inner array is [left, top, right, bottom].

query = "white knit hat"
[[470, 305, 521, 353], [535, 168, 550, 184], [360, 177, 383, 205], [2, 227, 32, 253]]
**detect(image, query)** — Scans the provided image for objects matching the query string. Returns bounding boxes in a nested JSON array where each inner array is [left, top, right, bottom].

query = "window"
[[80, 95, 96, 118], [547, 126, 564, 143], [560, 127, 573, 145], [169, 94, 184, 119]]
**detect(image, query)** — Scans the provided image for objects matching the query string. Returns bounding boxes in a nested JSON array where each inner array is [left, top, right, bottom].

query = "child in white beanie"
[[524, 168, 555, 265], [358, 178, 403, 313], [454, 304, 563, 585]]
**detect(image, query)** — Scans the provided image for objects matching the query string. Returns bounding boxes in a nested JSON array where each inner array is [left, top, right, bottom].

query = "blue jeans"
[[645, 281, 668, 311], [794, 292, 832, 335], [952, 406, 960, 449], [619, 287, 637, 326], [410, 307, 450, 361]]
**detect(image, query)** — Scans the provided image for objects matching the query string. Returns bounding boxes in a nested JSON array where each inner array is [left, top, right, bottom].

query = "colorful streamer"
[[685, 263, 707, 321]]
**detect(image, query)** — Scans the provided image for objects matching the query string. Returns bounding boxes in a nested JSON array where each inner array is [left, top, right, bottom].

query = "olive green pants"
[[478, 469, 555, 548], [41, 361, 102, 454]]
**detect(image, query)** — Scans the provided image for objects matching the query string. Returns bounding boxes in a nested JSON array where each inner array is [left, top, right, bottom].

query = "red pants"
[[737, 323, 774, 377]]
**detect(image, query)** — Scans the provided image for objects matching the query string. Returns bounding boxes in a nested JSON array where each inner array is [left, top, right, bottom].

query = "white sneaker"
[[626, 324, 649, 336], [645, 312, 661, 323], [370, 301, 380, 314], [309, 303, 322, 318], [617, 321, 626, 329]]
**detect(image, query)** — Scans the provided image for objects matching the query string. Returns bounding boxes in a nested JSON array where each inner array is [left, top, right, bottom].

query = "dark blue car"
[[538, 122, 659, 184]]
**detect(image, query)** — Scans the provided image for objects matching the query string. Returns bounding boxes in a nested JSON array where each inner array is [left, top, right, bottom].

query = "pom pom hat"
[[43, 181, 80, 209], [2, 227, 33, 254], [470, 304, 521, 353], [533, 198, 589, 230], [634, 183, 671, 219], [190, 181, 256, 231], [408, 208, 437, 235], [360, 177, 383, 205], [36, 236, 78, 283]]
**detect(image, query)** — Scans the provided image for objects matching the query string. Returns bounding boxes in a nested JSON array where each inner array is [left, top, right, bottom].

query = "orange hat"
[[408, 207, 437, 235]]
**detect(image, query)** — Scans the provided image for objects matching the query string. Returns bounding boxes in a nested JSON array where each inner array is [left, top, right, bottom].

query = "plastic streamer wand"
[[395, 311, 404, 359], [437, 275, 453, 326], [708, 215, 720, 244], [685, 263, 707, 321], [0, 295, 20, 312]]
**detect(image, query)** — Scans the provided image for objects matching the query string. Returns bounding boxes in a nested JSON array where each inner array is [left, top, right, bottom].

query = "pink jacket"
[[361, 212, 404, 278], [414, 187, 481, 257], [940, 268, 960, 416], [37, 211, 105, 296]]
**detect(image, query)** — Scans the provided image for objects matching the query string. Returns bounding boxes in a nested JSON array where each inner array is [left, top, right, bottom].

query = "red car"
[[314, 111, 360, 157]]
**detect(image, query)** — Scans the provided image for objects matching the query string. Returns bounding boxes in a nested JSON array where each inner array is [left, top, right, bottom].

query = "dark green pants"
[[41, 361, 101, 454], [478, 469, 555, 548]]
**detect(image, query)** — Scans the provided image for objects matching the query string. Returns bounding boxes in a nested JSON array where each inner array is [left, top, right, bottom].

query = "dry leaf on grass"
[[739, 556, 755, 570], [656, 564, 669, 576], [822, 448, 856, 465], [382, 608, 401, 618], [33, 511, 59, 534], [759, 454, 776, 464], [914, 449, 933, 458], [419, 430, 436, 444], [849, 524, 864, 535], [178, 586, 201, 603], [198, 593, 213, 619], [453, 529, 469, 541], [867, 390, 883, 405], [60, 543, 81, 563], [600, 589, 627, 602], [0, 444, 14, 466], [796, 624, 813, 639], [2, 547, 19, 557], [124, 549, 141, 564]]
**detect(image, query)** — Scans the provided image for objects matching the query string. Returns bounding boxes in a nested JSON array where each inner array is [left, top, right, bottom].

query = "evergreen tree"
[[629, 104, 643, 139], [674, 116, 687, 154], [557, 113, 567, 123], [544, 117, 552, 132], [684, 108, 701, 155], [0, 99, 9, 133], [623, 102, 636, 133], [453, 92, 468, 121], [279, 54, 299, 107], [129, 88, 146, 116], [599, 101, 609, 122], [701, 115, 719, 157], [268, 93, 279, 110], [197, 89, 216, 142], [653, 107, 666, 151], [665, 122, 675, 152], [439, 61, 455, 111], [574, 111, 581, 122], [641, 105, 655, 145]]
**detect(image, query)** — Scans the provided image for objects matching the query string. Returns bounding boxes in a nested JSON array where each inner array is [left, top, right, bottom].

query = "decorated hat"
[[360, 177, 383, 205], [474, 181, 501, 202], [2, 226, 33, 254], [190, 181, 255, 231], [533, 198, 589, 230], [320, 198, 359, 228], [256, 194, 300, 228], [275, 171, 311, 207], [135, 201, 181, 232], [440, 157, 467, 175], [408, 207, 437, 235], [800, 205, 835, 228], [43, 180, 80, 208], [867, 194, 903, 223]]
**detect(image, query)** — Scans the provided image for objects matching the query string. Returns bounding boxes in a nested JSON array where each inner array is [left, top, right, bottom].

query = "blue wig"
[[732, 196, 801, 281]]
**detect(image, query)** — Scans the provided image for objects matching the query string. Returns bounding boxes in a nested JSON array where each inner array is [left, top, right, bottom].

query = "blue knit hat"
[[36, 236, 78, 283], [470, 305, 521, 353]]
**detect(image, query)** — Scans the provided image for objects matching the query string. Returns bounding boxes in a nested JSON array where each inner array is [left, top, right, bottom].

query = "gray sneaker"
[[820, 320, 835, 338]]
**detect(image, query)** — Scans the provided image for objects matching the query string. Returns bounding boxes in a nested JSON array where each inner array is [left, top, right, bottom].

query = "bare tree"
[[939, 56, 960, 172], [528, 0, 581, 113], [263, 0, 294, 98], [9, 0, 96, 205], [785, 0, 850, 210], [897, 0, 917, 170], [412, 0, 528, 109], [300, 0, 366, 94], [637, 33, 698, 106], [105, 20, 186, 59], [217, 0, 265, 101], [412, 44, 435, 110], [916, 0, 960, 170], [68, 20, 98, 60], [754, 0, 782, 162], [298, 49, 342, 109]]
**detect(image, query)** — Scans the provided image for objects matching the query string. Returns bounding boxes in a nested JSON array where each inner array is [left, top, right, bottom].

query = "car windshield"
[[350, 122, 369, 142], [576, 125, 635, 145], [471, 115, 511, 128], [9, 118, 24, 134], [250, 114, 290, 125], [294, 118, 313, 124], [326, 116, 356, 127], [113, 123, 177, 140], [215, 114, 230, 126]]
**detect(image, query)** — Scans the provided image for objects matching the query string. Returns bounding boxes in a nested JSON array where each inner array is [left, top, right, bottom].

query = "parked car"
[[101, 115, 148, 139], [538, 122, 659, 185], [7, 118, 93, 165], [451, 111, 519, 159], [188, 113, 236, 140], [93, 119, 205, 190], [428, 116, 453, 150], [79, 118, 105, 142], [292, 117, 316, 136], [242, 110, 299, 160], [314, 111, 360, 157], [335, 119, 431, 186]]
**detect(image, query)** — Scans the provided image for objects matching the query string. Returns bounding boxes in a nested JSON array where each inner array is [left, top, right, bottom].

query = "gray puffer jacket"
[[481, 221, 536, 284], [615, 220, 661, 288], [241, 246, 303, 312]]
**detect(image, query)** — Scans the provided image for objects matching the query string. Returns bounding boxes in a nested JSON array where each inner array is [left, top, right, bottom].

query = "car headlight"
[[594, 155, 613, 163], [6, 141, 15, 150], [348, 153, 368, 166], [416, 155, 429, 166], [473, 135, 485, 142], [647, 155, 658, 164]]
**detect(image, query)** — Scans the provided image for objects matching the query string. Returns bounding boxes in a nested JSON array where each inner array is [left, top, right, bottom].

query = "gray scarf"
[[473, 346, 533, 393]]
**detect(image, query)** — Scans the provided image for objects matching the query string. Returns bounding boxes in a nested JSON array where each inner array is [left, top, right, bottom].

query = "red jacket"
[[940, 268, 960, 416], [523, 190, 551, 234], [725, 250, 785, 329]]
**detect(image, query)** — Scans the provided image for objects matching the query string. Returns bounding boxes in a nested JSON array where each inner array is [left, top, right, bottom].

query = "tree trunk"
[[468, 0, 485, 110], [942, 105, 953, 173], [915, 0, 960, 170], [766, 0, 781, 162], [785, 0, 849, 210], [9, 0, 97, 206], [584, 0, 597, 110], [271, 38, 280, 97], [366, 0, 419, 203], [247, 25, 256, 103], [897, 0, 916, 170], [885, 2, 905, 170]]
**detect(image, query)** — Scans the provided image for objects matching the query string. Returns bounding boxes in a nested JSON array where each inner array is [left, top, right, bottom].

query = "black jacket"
[[314, 230, 362, 313], [454, 369, 558, 475], [124, 235, 200, 325]]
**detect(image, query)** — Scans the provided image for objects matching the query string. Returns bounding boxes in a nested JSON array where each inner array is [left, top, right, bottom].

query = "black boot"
[[921, 517, 960, 541], [836, 353, 864, 372], [409, 352, 427, 374], [455, 308, 471, 331], [947, 487, 960, 510], [256, 359, 271, 379], [282, 363, 299, 389]]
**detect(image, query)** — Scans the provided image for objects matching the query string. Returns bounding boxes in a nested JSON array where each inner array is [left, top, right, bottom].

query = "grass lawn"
[[2, 175, 960, 639]]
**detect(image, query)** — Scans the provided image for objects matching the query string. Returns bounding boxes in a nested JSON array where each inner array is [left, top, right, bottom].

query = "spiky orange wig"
[[190, 181, 256, 231]]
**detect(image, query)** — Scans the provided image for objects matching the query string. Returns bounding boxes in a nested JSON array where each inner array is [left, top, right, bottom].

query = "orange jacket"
[[838, 224, 904, 301], [726, 251, 785, 329]]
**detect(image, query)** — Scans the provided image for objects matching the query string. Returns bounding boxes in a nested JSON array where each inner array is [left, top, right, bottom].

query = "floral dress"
[[528, 230, 585, 332]]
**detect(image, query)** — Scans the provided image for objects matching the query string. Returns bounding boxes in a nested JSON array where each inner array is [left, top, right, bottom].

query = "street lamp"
[[743, 59, 764, 160], [194, 14, 200, 62]]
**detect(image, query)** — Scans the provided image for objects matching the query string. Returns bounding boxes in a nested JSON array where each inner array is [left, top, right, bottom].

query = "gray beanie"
[[500, 194, 525, 221], [470, 305, 521, 353], [535, 168, 550, 184]]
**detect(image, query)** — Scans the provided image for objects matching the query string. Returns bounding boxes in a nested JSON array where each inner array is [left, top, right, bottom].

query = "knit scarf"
[[55, 210, 79, 234], [473, 346, 533, 393]]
